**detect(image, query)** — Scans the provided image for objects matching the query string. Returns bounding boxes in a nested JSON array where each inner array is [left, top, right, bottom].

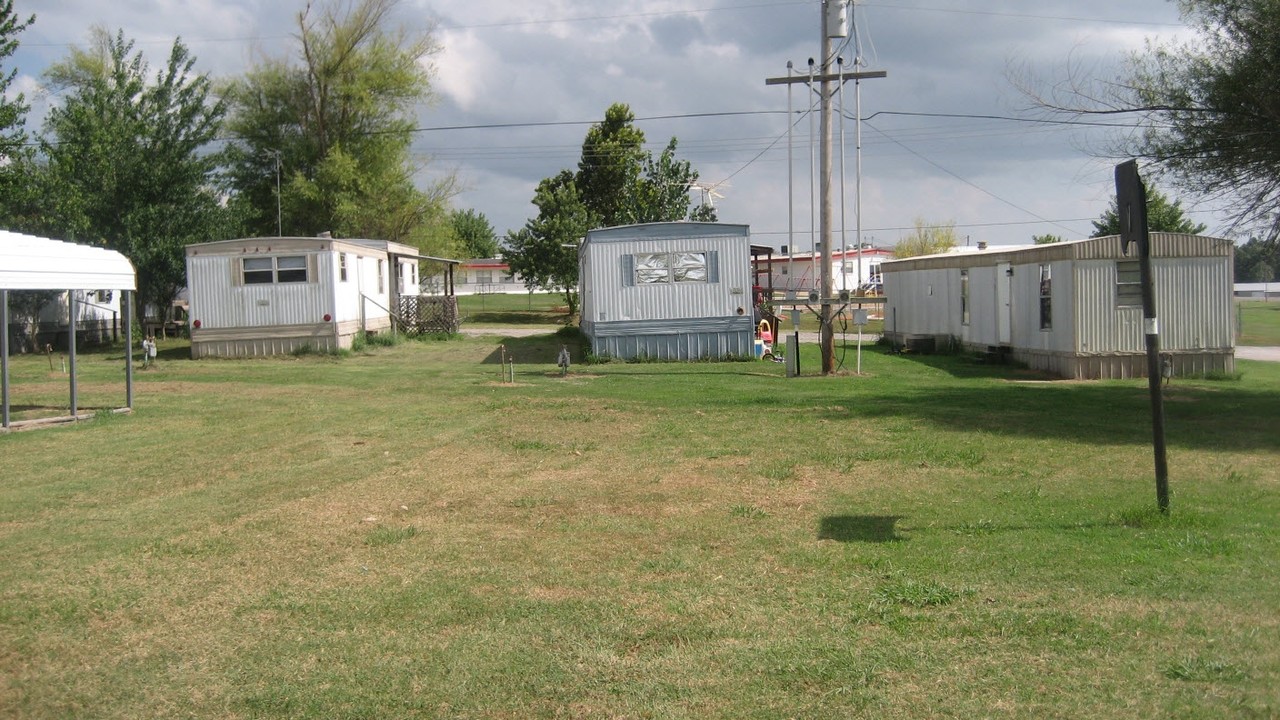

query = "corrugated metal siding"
[[883, 268, 958, 337], [1008, 260, 1075, 353], [1074, 233, 1232, 260], [881, 233, 1231, 274], [187, 254, 333, 329], [585, 236, 751, 323], [593, 328, 753, 360], [1074, 257, 1233, 353], [1154, 257, 1234, 349]]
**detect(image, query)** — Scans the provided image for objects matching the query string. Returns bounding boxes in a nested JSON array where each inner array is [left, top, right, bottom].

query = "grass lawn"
[[1237, 300, 1280, 345], [458, 293, 571, 328], [1, 334, 1277, 719]]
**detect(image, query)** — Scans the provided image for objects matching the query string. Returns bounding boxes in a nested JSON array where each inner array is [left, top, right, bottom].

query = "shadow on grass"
[[465, 311, 569, 325], [819, 515, 904, 543], [804, 345, 1280, 453]]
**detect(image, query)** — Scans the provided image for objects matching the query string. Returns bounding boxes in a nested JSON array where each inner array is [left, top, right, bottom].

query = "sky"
[[10, 0, 1221, 251]]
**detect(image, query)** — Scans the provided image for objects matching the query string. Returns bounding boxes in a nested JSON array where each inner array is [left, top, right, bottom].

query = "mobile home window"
[[243, 257, 275, 284], [243, 255, 308, 284], [1116, 260, 1142, 308], [1039, 264, 1052, 330], [635, 253, 671, 284], [960, 269, 970, 325], [377, 259, 385, 293], [632, 251, 708, 284], [673, 252, 708, 282], [276, 255, 307, 283], [339, 253, 348, 282]]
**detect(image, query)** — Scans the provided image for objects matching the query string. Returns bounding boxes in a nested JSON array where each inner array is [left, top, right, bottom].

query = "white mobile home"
[[881, 233, 1234, 379], [580, 222, 755, 360], [31, 289, 124, 348], [185, 236, 421, 358], [755, 246, 894, 294]]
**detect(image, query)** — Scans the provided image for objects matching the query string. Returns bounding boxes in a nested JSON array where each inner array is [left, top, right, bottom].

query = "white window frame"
[[1116, 260, 1142, 308], [1039, 264, 1052, 330], [242, 255, 310, 285]]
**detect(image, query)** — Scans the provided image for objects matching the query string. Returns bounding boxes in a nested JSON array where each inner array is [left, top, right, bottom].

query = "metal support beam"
[[2, 289, 9, 429], [68, 291, 78, 418], [125, 289, 134, 410]]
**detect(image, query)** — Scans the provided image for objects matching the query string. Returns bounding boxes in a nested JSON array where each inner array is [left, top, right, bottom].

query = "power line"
[[863, 118, 1081, 236], [861, 2, 1185, 27]]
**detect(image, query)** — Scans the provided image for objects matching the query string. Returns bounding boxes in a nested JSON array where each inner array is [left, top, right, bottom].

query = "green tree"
[[1235, 237, 1279, 282], [1090, 187, 1208, 237], [451, 209, 499, 259], [1024, 0, 1280, 242], [223, 0, 456, 255], [503, 104, 714, 318], [619, 137, 715, 225], [0, 1, 35, 228], [503, 171, 589, 318], [1033, 233, 1066, 244], [575, 102, 713, 227], [577, 103, 647, 228], [40, 28, 231, 322], [894, 219, 959, 258]]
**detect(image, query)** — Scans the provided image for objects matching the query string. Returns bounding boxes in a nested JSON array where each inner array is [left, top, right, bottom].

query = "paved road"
[[460, 326, 1280, 363], [1237, 346, 1280, 362]]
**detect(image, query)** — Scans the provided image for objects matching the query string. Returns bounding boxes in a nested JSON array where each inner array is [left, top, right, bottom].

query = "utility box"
[[786, 333, 800, 377]]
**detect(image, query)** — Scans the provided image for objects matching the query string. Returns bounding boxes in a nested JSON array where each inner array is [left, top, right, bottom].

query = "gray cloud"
[[9, 0, 1225, 247]]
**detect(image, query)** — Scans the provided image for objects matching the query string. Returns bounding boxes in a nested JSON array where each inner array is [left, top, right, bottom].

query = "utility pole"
[[818, 1, 837, 374], [766, 0, 885, 374], [1116, 160, 1170, 514]]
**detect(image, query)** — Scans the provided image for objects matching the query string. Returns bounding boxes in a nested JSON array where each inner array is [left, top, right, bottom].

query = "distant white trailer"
[[881, 233, 1235, 379], [185, 236, 421, 358], [579, 222, 755, 360], [30, 288, 124, 348]]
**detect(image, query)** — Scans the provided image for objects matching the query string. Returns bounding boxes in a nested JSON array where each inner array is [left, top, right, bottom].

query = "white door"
[[997, 263, 1012, 345]]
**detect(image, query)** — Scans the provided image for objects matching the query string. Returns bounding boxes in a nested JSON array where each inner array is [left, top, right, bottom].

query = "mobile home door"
[[997, 262, 1012, 345]]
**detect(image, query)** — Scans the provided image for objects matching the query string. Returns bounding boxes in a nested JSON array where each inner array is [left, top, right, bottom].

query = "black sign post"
[[1115, 160, 1170, 514]]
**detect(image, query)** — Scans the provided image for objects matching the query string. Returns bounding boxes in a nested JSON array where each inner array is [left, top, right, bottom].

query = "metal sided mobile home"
[[32, 288, 124, 348], [881, 233, 1234, 379], [185, 236, 419, 358], [580, 222, 755, 361]]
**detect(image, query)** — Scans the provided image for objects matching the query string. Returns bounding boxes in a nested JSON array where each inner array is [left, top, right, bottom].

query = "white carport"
[[1, 230, 137, 431]]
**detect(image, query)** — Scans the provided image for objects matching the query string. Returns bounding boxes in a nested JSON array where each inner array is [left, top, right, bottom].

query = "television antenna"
[[688, 181, 729, 208]]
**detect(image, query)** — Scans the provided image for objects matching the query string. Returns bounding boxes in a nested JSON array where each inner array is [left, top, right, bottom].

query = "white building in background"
[[33, 289, 125, 347], [880, 233, 1235, 379], [753, 246, 894, 294]]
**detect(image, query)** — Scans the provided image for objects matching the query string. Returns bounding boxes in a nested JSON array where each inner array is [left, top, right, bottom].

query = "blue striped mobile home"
[[580, 223, 755, 361]]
